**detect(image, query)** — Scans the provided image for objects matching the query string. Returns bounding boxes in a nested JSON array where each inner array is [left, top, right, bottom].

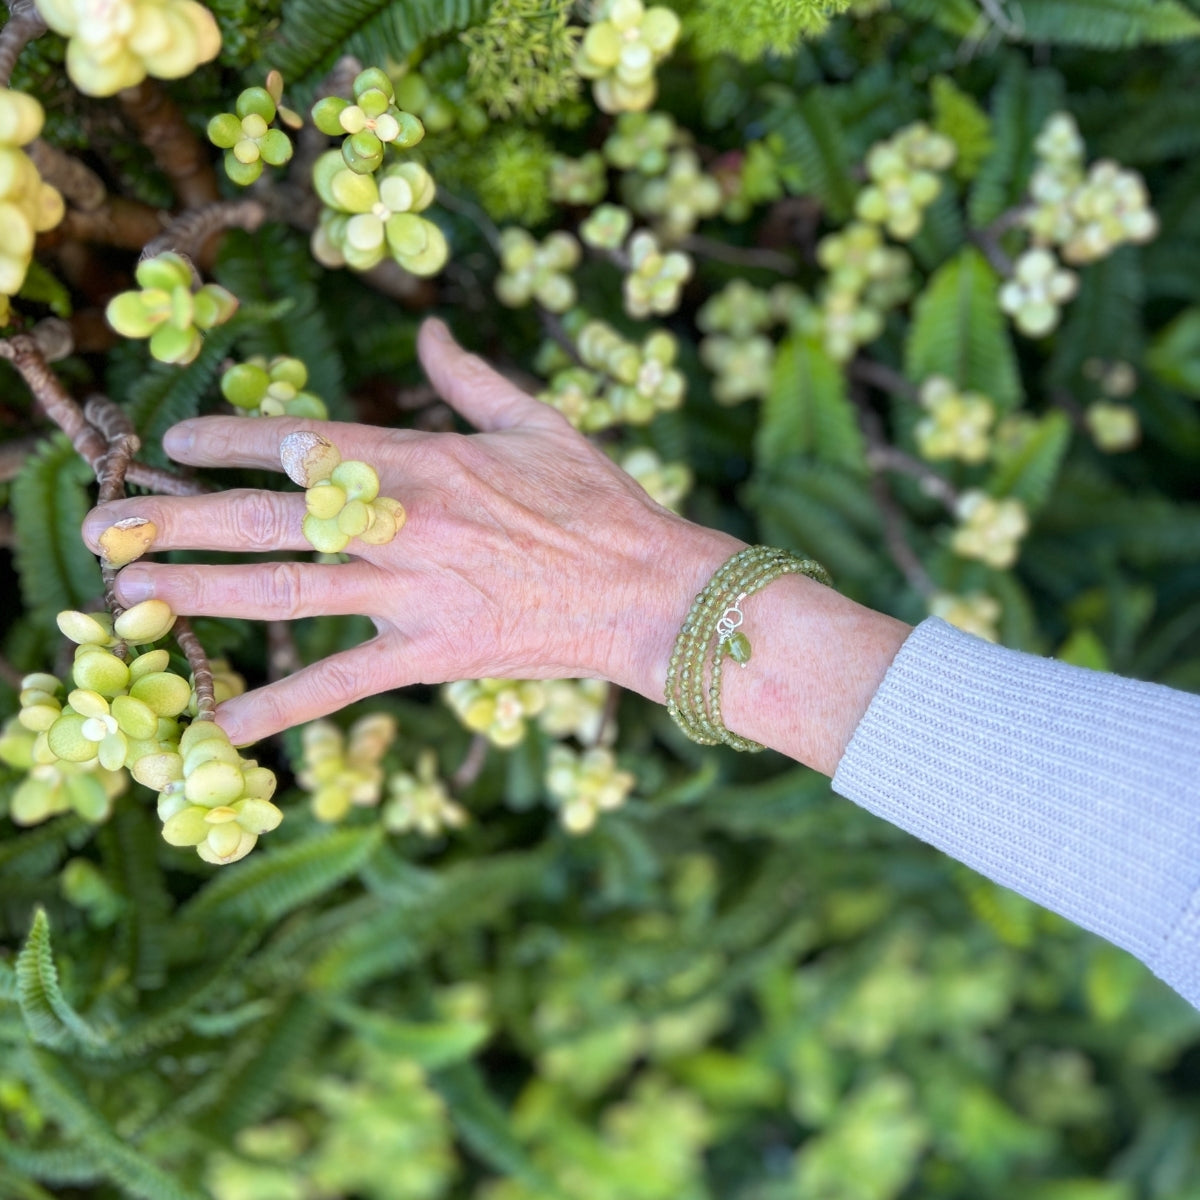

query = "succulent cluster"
[[697, 280, 779, 405], [383, 749, 467, 837], [311, 154, 447, 277], [928, 592, 1002, 643], [855, 122, 956, 241], [495, 228, 581, 312], [279, 431, 406, 555], [1082, 359, 1140, 452], [623, 229, 693, 317], [545, 744, 636, 834], [618, 446, 693, 513], [563, 320, 684, 428], [914, 375, 996, 464], [0, 600, 277, 864], [393, 69, 487, 140], [951, 491, 1030, 570], [549, 151, 608, 206], [105, 251, 239, 366], [717, 137, 792, 222], [576, 0, 682, 114], [602, 110, 679, 175], [538, 678, 612, 744], [220, 355, 327, 418], [442, 678, 546, 748], [312, 67, 424, 175], [998, 248, 1079, 338], [0, 89, 65, 323], [206, 76, 297, 186], [297, 713, 397, 823], [308, 67, 447, 278], [155, 721, 281, 865], [1026, 113, 1158, 265], [581, 202, 634, 251], [780, 222, 912, 364], [33, 0, 221, 96], [626, 147, 722, 242]]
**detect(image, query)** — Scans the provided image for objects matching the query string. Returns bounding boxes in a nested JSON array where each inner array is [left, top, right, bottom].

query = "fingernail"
[[114, 565, 153, 604], [82, 507, 112, 546], [163, 422, 194, 458], [216, 702, 247, 746], [425, 317, 451, 342]]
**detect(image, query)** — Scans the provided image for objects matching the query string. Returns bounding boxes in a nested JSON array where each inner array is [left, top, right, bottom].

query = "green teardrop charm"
[[726, 631, 752, 665]]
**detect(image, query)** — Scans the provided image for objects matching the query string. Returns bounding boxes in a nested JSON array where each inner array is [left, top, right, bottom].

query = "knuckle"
[[317, 651, 378, 706], [254, 562, 309, 619], [231, 490, 296, 551]]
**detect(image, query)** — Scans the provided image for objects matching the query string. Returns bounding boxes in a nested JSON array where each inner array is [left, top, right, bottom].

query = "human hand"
[[83, 319, 739, 746]]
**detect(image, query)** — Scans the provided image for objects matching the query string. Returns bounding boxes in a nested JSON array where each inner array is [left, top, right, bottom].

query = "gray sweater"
[[831, 617, 1200, 1010]]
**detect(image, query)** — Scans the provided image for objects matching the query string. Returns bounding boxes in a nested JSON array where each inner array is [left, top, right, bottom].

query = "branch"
[[84, 395, 140, 621], [0, 0, 45, 89], [849, 356, 918, 400], [43, 196, 168, 253], [118, 79, 220, 210], [682, 234, 797, 275], [266, 620, 303, 683], [26, 140, 106, 211], [864, 443, 960, 508], [143, 197, 268, 262], [450, 734, 490, 793], [173, 616, 216, 721]]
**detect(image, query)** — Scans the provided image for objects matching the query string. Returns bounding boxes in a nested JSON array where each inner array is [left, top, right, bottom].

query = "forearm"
[[604, 517, 911, 776]]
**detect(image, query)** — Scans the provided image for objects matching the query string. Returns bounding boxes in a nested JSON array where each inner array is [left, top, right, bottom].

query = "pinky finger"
[[214, 637, 404, 746]]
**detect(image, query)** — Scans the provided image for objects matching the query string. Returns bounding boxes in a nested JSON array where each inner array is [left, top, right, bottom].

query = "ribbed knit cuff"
[[832, 617, 1200, 1009]]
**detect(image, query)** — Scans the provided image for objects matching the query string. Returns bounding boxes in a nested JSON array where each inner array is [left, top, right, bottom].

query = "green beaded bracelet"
[[665, 546, 832, 752]]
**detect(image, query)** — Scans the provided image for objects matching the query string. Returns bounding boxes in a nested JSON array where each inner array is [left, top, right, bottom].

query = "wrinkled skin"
[[84, 319, 739, 746]]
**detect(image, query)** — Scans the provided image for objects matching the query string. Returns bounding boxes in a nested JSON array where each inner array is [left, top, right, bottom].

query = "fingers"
[[83, 489, 310, 554], [161, 415, 422, 473], [214, 639, 400, 745], [110, 559, 381, 622], [418, 318, 562, 433]]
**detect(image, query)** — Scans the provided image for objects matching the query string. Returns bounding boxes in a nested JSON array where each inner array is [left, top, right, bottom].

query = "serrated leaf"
[[1018, 0, 1200, 46], [905, 246, 1022, 410], [987, 411, 1072, 512], [758, 332, 866, 473], [16, 910, 109, 1052], [969, 60, 1064, 229], [270, 0, 488, 85], [11, 434, 102, 629], [23, 1047, 208, 1200], [328, 1001, 490, 1067], [181, 826, 383, 926], [763, 89, 856, 219], [1050, 247, 1143, 386], [432, 1062, 558, 1193]]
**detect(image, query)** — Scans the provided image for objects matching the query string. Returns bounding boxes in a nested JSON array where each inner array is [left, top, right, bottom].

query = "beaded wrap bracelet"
[[666, 545, 832, 751]]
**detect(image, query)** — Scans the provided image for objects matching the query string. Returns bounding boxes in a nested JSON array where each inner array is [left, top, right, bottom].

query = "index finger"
[[161, 416, 424, 473]]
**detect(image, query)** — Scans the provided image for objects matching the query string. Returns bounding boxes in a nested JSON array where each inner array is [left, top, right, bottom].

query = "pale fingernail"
[[114, 565, 153, 604], [216, 701, 247, 745], [163, 422, 195, 458]]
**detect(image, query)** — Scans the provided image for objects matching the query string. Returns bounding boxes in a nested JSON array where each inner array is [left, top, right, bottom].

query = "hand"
[[83, 319, 738, 745]]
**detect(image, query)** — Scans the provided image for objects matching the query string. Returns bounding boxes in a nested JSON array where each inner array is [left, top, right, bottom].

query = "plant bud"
[[99, 517, 157, 567], [281, 431, 342, 487], [57, 609, 116, 647], [114, 599, 176, 644]]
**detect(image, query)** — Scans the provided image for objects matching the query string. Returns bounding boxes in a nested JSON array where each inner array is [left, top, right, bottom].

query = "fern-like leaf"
[[432, 1062, 557, 1192], [1050, 247, 1144, 386], [987, 411, 1072, 513], [203, 994, 325, 1139], [22, 1047, 207, 1200], [327, 1000, 490, 1068], [1017, 0, 1200, 46], [216, 226, 349, 417], [15, 910, 108, 1053], [757, 332, 866, 474], [11, 434, 102, 629], [107, 801, 173, 992], [181, 826, 383, 926], [762, 89, 856, 219], [969, 60, 1064, 229], [270, 0, 488, 85], [0, 1141, 103, 1188], [905, 246, 1022, 409]]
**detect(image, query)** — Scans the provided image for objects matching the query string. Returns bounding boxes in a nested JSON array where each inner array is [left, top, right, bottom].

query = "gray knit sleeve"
[[831, 617, 1200, 1009]]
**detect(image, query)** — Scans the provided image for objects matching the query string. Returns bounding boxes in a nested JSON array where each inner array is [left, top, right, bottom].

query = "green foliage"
[[270, 0, 489, 83], [4, 4, 1200, 1200], [757, 331, 866, 473], [460, 0, 582, 119], [905, 246, 1022, 409], [10, 435, 102, 631]]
